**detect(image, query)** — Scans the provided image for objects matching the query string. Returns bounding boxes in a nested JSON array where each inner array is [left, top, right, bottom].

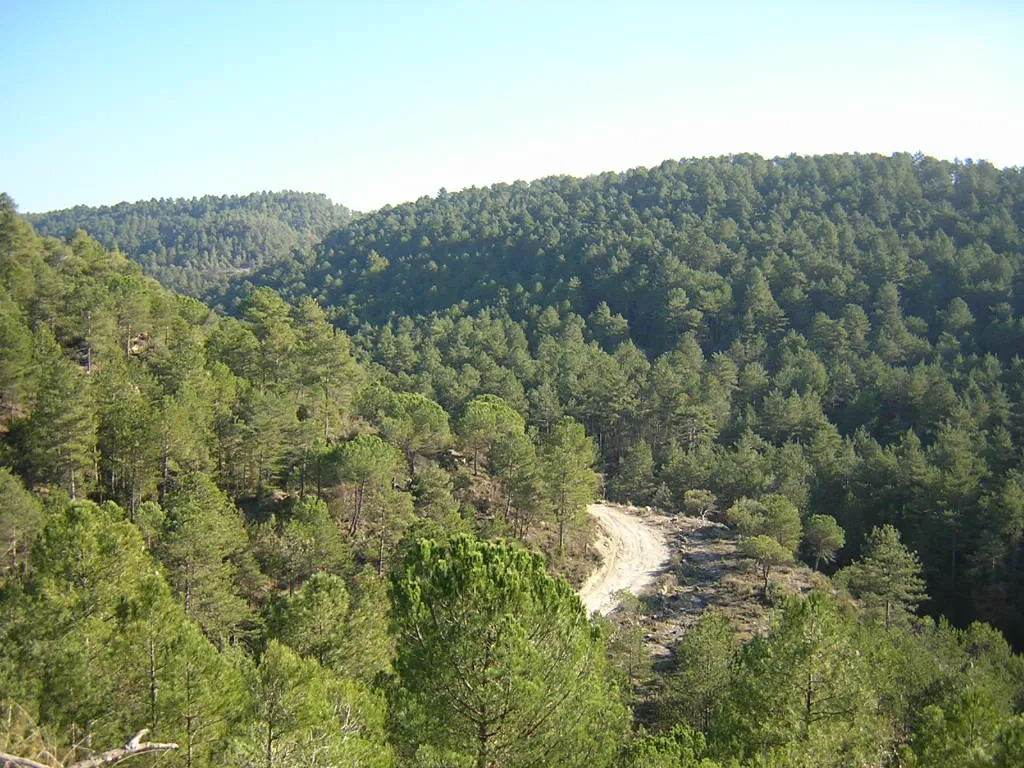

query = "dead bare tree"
[[0, 730, 177, 768]]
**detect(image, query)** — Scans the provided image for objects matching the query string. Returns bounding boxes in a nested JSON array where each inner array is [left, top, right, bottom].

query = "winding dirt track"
[[578, 502, 671, 615]]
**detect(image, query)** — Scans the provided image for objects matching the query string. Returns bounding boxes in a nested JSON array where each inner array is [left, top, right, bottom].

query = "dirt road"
[[578, 502, 670, 615]]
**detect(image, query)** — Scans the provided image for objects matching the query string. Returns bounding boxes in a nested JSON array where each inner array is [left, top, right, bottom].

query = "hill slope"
[[27, 191, 353, 295], [222, 153, 1023, 357], [219, 153, 1024, 644]]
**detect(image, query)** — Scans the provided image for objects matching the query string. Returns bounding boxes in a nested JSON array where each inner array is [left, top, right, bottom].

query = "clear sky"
[[2, 0, 1022, 213]]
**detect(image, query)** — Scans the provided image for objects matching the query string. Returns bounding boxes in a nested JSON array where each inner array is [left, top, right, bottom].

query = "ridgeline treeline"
[[1, 150, 1023, 767], [27, 191, 353, 296]]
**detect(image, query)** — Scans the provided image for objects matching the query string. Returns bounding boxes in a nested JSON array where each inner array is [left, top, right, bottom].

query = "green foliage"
[[489, 430, 543, 537], [0, 467, 43, 574], [158, 473, 255, 643], [682, 489, 719, 520], [0, 297, 35, 418], [903, 687, 1003, 768], [343, 571, 395, 683], [335, 433, 413, 572], [17, 329, 96, 498], [836, 524, 926, 629], [456, 394, 525, 474], [410, 464, 465, 532], [6, 152, 1024, 763], [740, 535, 794, 598], [759, 494, 803, 554], [256, 496, 352, 591], [609, 439, 655, 506], [94, 359, 161, 514], [388, 536, 628, 768], [28, 192, 352, 296], [267, 571, 392, 685], [231, 639, 393, 768], [268, 573, 351, 669], [292, 295, 365, 438], [803, 514, 845, 570], [719, 593, 888, 767], [206, 152, 1024, 644], [598, 593, 649, 704], [620, 725, 722, 768], [0, 499, 242, 760], [726, 494, 802, 554], [358, 384, 452, 473], [667, 611, 738, 732], [539, 416, 600, 553]]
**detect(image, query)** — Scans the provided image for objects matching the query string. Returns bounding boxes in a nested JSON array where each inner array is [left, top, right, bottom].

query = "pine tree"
[[388, 536, 627, 768], [231, 640, 392, 768], [158, 473, 253, 643], [803, 514, 846, 570], [668, 611, 738, 732], [0, 467, 43, 573], [740, 535, 794, 599], [456, 394, 525, 474], [268, 573, 351, 670], [720, 593, 887, 766], [539, 417, 600, 554], [0, 297, 35, 419], [836, 525, 926, 629], [21, 330, 96, 499], [610, 439, 655, 505]]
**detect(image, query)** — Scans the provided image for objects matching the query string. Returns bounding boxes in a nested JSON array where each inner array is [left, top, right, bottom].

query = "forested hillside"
[[27, 191, 353, 295], [0, 193, 626, 767], [4, 149, 1024, 768], [227, 153, 1023, 354], [223, 153, 1024, 643]]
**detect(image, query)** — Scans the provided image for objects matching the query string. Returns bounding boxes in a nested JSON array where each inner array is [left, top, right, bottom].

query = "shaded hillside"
[[223, 153, 1023, 358], [27, 191, 353, 295]]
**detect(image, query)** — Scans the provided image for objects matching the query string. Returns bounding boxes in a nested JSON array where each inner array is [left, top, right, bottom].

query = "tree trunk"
[[148, 638, 159, 730], [950, 528, 957, 584], [802, 670, 813, 742], [476, 718, 490, 768], [184, 675, 195, 768], [323, 385, 330, 439], [349, 483, 365, 537]]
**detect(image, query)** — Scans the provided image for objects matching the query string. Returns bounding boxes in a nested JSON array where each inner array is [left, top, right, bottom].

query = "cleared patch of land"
[[578, 502, 670, 615], [578, 506, 826, 656], [639, 515, 826, 656]]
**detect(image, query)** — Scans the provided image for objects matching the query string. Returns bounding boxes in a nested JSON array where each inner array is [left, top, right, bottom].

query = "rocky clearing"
[[580, 503, 825, 658]]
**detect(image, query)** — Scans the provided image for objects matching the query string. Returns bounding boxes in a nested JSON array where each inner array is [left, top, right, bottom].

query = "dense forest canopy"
[[3, 149, 1024, 767], [220, 152, 1024, 640], [26, 191, 353, 296], [224, 153, 1023, 354]]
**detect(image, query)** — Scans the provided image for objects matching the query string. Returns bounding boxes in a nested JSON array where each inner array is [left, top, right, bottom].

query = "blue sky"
[[2, 0, 1022, 213]]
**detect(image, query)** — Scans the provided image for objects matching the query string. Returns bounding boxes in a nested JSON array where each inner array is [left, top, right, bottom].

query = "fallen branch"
[[0, 755, 51, 768], [0, 729, 178, 768]]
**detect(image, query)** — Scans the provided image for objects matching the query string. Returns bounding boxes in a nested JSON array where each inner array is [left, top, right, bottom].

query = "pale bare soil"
[[578, 502, 671, 615]]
